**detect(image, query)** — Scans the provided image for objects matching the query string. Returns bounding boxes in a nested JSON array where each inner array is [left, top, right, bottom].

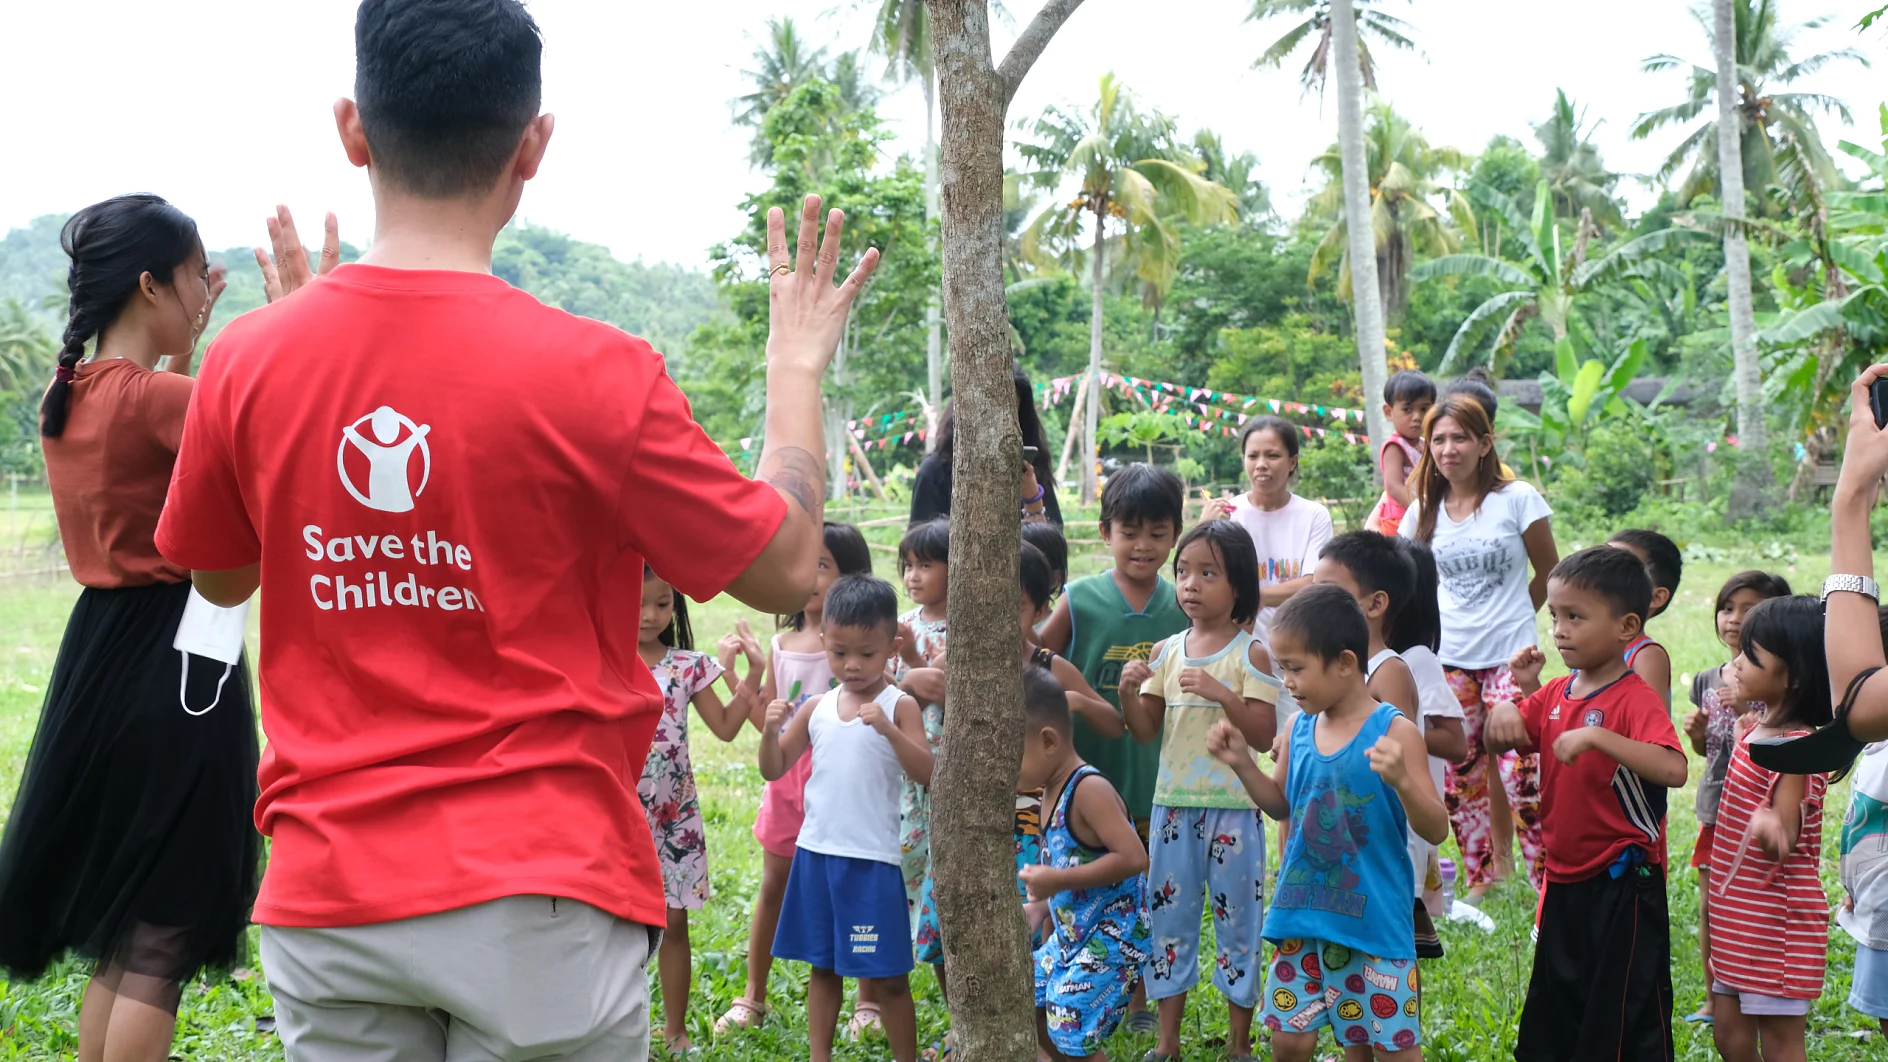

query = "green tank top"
[[1063, 571, 1189, 822]]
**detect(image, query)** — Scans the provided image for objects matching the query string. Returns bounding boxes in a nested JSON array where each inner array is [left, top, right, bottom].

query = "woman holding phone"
[[907, 363, 1062, 526]]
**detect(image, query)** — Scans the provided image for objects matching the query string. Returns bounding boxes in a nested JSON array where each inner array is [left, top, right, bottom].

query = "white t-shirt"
[[1840, 742, 1888, 950], [1228, 492, 1334, 645], [1398, 480, 1552, 669], [1402, 645, 1465, 896]]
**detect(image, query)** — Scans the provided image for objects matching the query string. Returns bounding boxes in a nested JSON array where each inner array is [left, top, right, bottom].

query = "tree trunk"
[[1330, 0, 1392, 464], [922, 2, 1085, 1059], [925, 67, 946, 449], [1715, 0, 1773, 516], [1055, 370, 1090, 486], [827, 315, 853, 501], [1082, 212, 1107, 504]]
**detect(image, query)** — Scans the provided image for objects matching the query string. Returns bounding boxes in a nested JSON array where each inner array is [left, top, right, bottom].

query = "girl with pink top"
[[1370, 370, 1435, 535], [718, 522, 873, 1036]]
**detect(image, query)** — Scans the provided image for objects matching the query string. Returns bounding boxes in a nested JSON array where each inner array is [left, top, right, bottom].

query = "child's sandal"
[[845, 1002, 884, 1040], [712, 997, 767, 1035]]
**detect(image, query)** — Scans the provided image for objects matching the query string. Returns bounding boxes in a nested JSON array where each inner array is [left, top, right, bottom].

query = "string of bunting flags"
[[725, 408, 930, 454], [1037, 373, 1373, 446]]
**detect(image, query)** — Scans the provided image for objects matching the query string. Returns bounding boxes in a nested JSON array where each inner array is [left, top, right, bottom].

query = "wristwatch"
[[1822, 574, 1881, 603]]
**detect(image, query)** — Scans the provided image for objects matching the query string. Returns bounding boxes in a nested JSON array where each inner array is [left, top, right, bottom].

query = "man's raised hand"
[[765, 195, 880, 378], [256, 206, 341, 304]]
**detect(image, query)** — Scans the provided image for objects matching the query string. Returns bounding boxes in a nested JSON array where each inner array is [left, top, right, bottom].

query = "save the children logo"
[[338, 406, 432, 513]]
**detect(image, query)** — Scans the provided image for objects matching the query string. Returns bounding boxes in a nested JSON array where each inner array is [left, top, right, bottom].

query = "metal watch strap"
[[1822, 574, 1881, 603]]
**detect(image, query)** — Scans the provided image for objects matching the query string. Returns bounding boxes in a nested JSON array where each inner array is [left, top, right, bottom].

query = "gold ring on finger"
[[771, 264, 791, 277]]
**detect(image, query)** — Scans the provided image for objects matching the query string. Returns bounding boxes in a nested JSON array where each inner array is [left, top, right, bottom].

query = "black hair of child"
[[1022, 541, 1055, 611], [1099, 463, 1184, 533], [1022, 664, 1073, 736], [1271, 583, 1370, 666], [1384, 369, 1437, 407], [43, 195, 204, 439], [354, 0, 544, 198], [1388, 537, 1442, 655], [785, 521, 873, 631], [1608, 528, 1682, 617], [1319, 531, 1414, 630], [1714, 570, 1793, 615], [1549, 546, 1653, 624], [1173, 520, 1261, 627], [1739, 596, 1835, 731], [900, 517, 950, 570], [1441, 366, 1500, 419], [822, 574, 900, 636], [645, 566, 694, 651], [1021, 521, 1069, 591]]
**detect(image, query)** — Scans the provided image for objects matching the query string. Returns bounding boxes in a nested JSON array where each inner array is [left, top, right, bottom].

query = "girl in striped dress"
[[1707, 596, 1837, 1061]]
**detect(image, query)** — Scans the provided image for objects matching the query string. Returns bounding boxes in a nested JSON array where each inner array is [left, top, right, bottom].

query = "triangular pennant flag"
[[903, 432, 914, 444], [918, 429, 927, 442], [739, 438, 752, 451], [1269, 399, 1280, 413]]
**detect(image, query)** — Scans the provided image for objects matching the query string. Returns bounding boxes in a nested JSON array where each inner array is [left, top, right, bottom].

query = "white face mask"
[[174, 587, 250, 716]]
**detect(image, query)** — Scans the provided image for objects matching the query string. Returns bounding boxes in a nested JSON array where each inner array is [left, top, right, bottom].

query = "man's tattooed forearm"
[[760, 446, 824, 520]]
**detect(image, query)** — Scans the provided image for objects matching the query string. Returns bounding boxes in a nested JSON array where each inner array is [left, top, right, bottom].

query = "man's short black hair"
[[1022, 541, 1054, 610], [1319, 532, 1414, 626], [900, 517, 950, 569], [821, 574, 899, 635], [355, 0, 544, 198], [1100, 463, 1184, 533], [1174, 521, 1260, 626], [1550, 546, 1653, 622], [1271, 584, 1369, 665], [1022, 663, 1071, 736], [1608, 529, 1682, 617], [1384, 370, 1437, 407]]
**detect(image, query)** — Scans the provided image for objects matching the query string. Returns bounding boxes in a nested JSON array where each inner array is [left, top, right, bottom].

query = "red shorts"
[[1690, 824, 1717, 870]]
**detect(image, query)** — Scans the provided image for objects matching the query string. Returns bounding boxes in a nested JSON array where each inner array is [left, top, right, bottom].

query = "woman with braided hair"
[[0, 194, 258, 1062]]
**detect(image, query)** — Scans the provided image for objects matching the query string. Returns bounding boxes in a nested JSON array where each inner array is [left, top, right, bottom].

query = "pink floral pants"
[[1443, 665, 1544, 892]]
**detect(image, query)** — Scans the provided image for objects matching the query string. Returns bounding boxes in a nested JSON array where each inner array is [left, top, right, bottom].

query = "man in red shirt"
[[153, 1, 876, 1058], [1486, 547, 1688, 1062]]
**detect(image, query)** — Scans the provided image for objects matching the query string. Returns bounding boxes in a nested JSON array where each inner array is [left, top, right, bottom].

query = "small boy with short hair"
[[761, 575, 934, 1062], [1206, 584, 1448, 1061], [1020, 665, 1151, 1062], [1606, 528, 1682, 713], [1486, 547, 1688, 1062]]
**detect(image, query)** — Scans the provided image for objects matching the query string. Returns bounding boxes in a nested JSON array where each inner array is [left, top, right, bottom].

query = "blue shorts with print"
[[773, 849, 913, 979], [1143, 804, 1265, 1008], [1260, 938, 1422, 1052]]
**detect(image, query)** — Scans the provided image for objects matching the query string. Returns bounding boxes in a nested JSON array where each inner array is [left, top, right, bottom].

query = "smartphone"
[[1872, 377, 1888, 430], [1022, 445, 1040, 461]]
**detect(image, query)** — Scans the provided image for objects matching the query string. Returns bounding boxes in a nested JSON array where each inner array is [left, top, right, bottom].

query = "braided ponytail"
[[39, 194, 202, 439]]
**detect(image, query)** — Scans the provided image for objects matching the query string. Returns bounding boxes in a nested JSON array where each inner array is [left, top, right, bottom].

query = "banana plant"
[[1100, 410, 1187, 464], [1412, 180, 1708, 373], [1496, 337, 1651, 481]]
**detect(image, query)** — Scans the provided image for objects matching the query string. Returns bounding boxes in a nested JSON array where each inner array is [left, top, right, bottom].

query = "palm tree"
[[1631, 0, 1867, 213], [734, 18, 831, 165], [1708, 0, 1772, 512], [1328, 0, 1393, 454], [1306, 98, 1472, 322], [1192, 130, 1273, 222], [1015, 74, 1237, 502], [1246, 0, 1417, 98], [1411, 180, 1706, 372], [0, 299, 56, 395], [1534, 89, 1624, 232]]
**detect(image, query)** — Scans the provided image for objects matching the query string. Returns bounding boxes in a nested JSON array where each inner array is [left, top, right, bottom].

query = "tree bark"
[[1714, 0, 1773, 516], [925, 68, 946, 447], [1056, 370, 1090, 486], [923, 2, 1083, 1059], [1082, 213, 1107, 504], [1330, 0, 1392, 464]]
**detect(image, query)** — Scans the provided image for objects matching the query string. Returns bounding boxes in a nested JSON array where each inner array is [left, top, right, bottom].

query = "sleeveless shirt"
[[798, 684, 909, 865]]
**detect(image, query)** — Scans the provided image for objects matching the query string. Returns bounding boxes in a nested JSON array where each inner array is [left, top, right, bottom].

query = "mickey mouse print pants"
[[1143, 805, 1264, 1008]]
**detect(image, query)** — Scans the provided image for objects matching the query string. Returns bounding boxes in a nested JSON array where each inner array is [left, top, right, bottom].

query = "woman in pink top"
[[721, 522, 872, 1035]]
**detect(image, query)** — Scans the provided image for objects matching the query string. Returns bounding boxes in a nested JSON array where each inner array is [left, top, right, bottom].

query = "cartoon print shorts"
[[1259, 938, 1422, 1052]]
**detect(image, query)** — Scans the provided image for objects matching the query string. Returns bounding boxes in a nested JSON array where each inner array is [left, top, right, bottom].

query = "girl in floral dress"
[[639, 568, 764, 1055]]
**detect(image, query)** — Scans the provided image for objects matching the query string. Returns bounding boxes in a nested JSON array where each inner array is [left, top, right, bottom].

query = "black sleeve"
[[909, 454, 951, 526]]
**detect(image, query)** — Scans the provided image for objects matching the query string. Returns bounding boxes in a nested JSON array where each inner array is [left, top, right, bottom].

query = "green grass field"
[[1, 530, 1886, 1059]]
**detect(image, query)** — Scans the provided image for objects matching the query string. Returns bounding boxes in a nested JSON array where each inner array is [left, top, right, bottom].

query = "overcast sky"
[[2, 0, 1882, 269]]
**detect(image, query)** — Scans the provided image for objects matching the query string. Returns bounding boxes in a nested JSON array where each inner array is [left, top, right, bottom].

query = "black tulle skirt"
[[0, 580, 260, 985]]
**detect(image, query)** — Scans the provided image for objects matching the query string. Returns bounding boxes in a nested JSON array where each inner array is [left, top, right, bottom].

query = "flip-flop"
[[1749, 668, 1879, 775], [1684, 1008, 1716, 1025], [1126, 1010, 1159, 1034]]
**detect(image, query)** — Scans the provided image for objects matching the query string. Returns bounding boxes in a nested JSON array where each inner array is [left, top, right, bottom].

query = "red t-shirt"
[[1517, 671, 1682, 882], [155, 264, 786, 929]]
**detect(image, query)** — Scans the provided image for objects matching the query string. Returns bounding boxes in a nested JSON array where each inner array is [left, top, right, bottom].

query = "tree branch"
[[996, 0, 1087, 104]]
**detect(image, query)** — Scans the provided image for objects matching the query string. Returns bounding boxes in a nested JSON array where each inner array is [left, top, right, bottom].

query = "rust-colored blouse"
[[42, 359, 194, 588]]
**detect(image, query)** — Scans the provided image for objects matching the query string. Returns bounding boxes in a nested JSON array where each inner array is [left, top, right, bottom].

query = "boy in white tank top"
[[759, 574, 933, 1062]]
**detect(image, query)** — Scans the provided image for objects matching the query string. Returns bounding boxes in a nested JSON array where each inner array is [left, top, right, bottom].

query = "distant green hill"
[[0, 216, 723, 358]]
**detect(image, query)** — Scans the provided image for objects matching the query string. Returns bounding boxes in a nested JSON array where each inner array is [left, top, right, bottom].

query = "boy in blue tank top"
[[1207, 585, 1449, 1061]]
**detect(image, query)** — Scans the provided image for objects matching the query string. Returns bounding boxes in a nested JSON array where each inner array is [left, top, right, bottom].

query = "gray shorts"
[[260, 896, 655, 1062]]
